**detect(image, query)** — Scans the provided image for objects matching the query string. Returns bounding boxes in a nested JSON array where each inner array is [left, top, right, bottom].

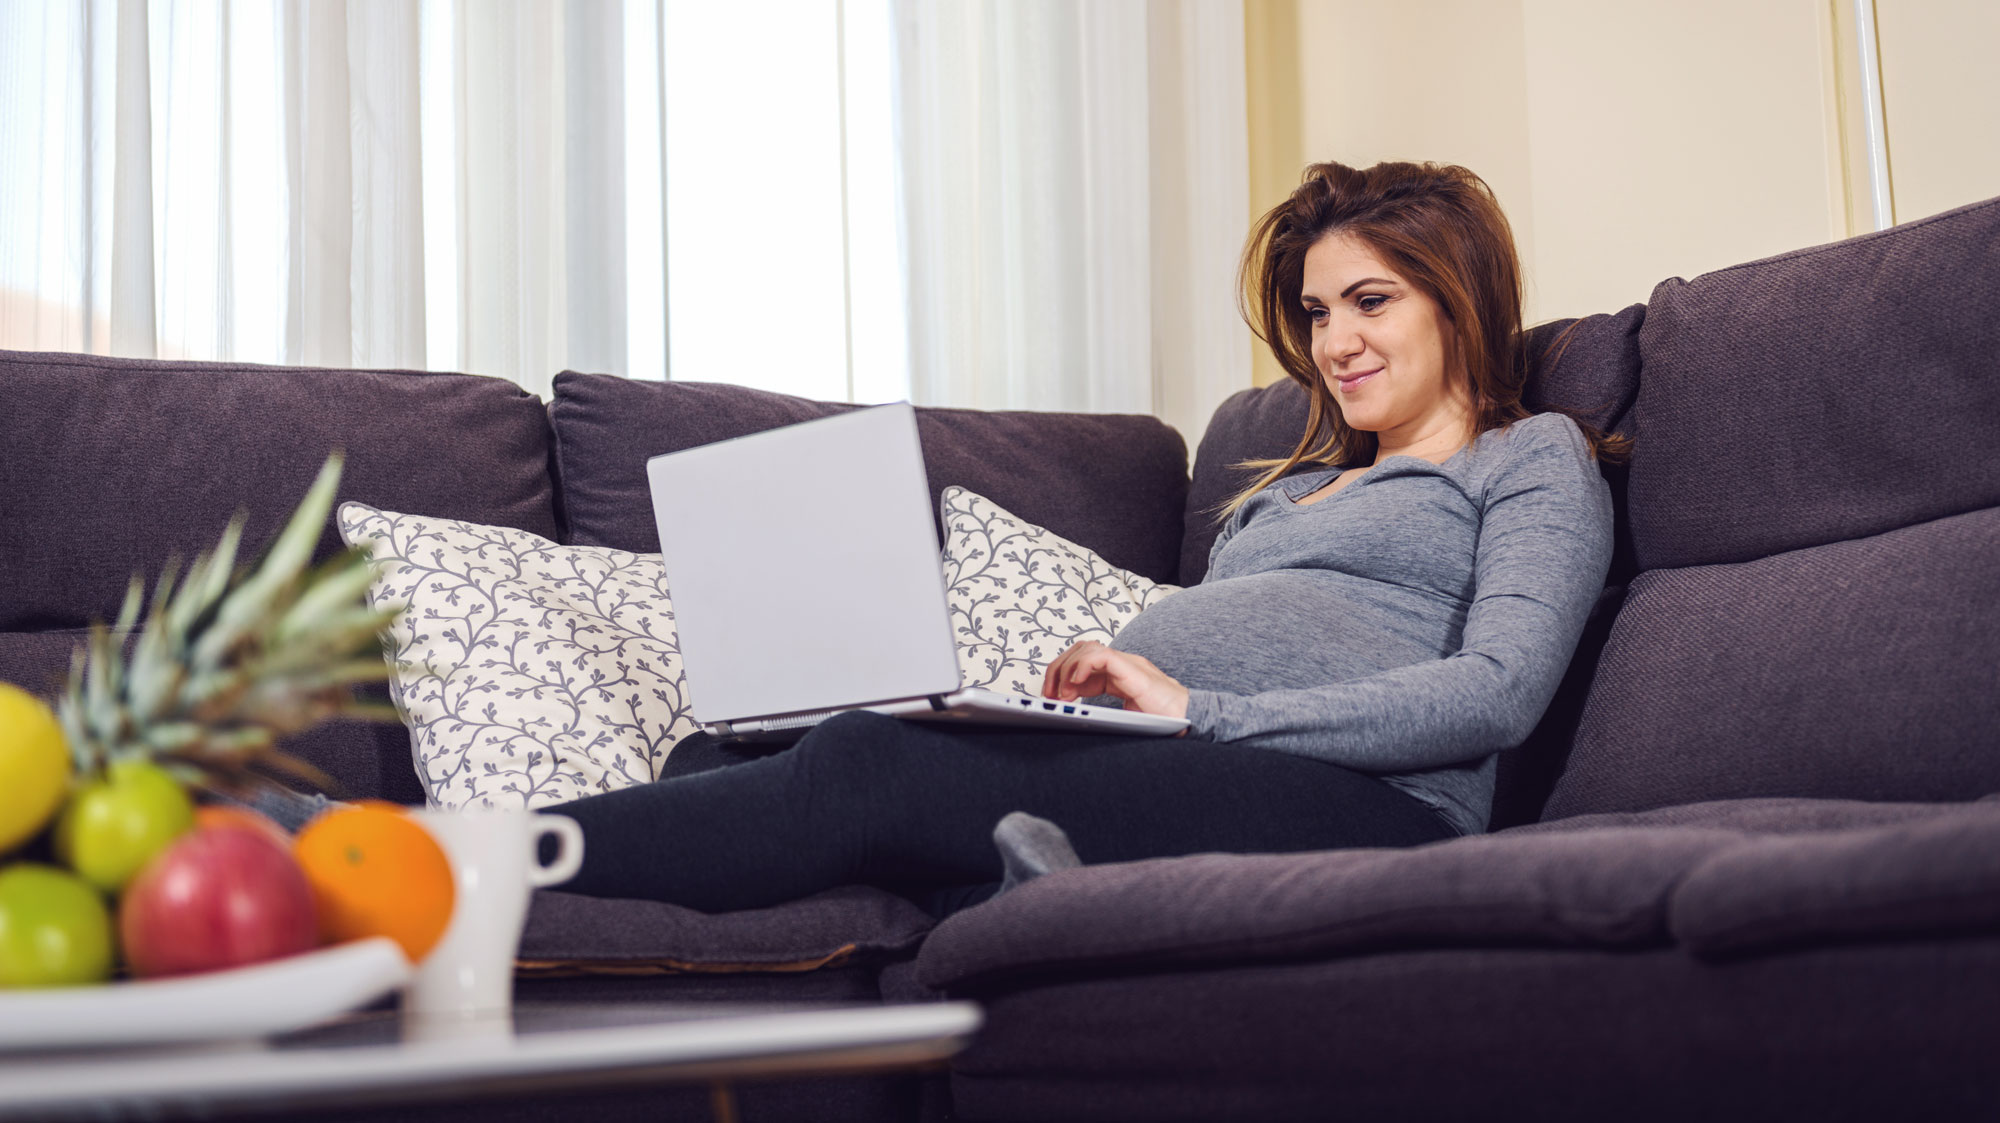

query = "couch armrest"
[[916, 827, 1744, 993], [1670, 798, 2000, 958]]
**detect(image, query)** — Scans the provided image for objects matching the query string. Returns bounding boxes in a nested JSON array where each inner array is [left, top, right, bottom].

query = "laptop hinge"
[[927, 695, 950, 711]]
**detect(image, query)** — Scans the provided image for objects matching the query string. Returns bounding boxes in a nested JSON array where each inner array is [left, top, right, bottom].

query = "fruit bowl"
[[0, 937, 411, 1052]]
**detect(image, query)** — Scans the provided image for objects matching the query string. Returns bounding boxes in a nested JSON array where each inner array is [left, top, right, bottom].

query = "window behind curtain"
[[0, 0, 911, 404]]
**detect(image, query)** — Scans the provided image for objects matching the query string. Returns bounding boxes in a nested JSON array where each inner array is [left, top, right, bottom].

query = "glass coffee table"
[[0, 999, 981, 1121]]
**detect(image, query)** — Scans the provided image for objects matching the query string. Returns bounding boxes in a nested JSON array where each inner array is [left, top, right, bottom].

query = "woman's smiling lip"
[[1337, 368, 1382, 392]]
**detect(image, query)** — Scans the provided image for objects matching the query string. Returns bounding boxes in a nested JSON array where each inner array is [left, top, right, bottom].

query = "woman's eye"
[[1357, 294, 1388, 313], [1307, 306, 1328, 325]]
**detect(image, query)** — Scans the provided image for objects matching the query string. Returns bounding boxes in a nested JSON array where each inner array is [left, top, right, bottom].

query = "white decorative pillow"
[[940, 486, 1181, 697], [337, 503, 696, 811]]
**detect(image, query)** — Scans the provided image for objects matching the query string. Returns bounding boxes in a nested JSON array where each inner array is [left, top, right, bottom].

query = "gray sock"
[[993, 811, 1083, 895]]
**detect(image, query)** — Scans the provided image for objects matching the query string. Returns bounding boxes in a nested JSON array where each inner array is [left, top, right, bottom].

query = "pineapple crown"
[[57, 453, 403, 794]]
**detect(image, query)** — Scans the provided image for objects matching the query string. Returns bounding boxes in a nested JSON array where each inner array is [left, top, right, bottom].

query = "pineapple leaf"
[[239, 455, 345, 603], [254, 608, 404, 675], [111, 575, 144, 635], [189, 456, 343, 670], [57, 646, 90, 771], [136, 722, 206, 754], [196, 515, 246, 610], [275, 548, 384, 642], [60, 451, 401, 795], [233, 749, 341, 797], [268, 659, 398, 692], [82, 620, 120, 750]]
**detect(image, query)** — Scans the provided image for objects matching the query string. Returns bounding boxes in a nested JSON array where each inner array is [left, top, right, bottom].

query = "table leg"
[[709, 1080, 741, 1123]]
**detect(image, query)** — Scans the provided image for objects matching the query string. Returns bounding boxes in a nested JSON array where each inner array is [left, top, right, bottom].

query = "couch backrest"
[[0, 357, 1190, 805], [0, 350, 559, 803], [548, 372, 1190, 585], [1544, 196, 2000, 819]]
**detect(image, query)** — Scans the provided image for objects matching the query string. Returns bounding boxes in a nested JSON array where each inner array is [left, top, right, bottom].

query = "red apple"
[[119, 825, 319, 978]]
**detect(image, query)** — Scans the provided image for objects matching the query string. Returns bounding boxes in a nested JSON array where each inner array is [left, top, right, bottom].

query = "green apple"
[[55, 759, 195, 893], [0, 862, 114, 987]]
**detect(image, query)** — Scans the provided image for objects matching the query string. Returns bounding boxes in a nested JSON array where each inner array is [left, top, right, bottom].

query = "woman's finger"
[[1042, 640, 1095, 697], [1053, 654, 1103, 701], [1065, 647, 1130, 700], [1067, 644, 1114, 689]]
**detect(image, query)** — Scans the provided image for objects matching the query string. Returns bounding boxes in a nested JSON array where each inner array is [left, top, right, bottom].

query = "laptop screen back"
[[645, 403, 963, 724]]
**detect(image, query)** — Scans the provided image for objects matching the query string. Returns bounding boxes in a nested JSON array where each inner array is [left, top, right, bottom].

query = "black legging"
[[551, 710, 1457, 916]]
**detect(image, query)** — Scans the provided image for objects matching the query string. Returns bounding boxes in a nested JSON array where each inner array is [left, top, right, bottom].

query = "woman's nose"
[[1318, 319, 1363, 368]]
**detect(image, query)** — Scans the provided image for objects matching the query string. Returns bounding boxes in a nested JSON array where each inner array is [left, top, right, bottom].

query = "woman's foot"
[[993, 810, 1082, 894]]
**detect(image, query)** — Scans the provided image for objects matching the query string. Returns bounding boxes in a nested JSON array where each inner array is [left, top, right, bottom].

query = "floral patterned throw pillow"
[[940, 486, 1181, 697], [337, 503, 697, 811]]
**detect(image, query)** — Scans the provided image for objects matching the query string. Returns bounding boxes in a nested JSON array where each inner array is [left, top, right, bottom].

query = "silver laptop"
[[645, 403, 1189, 741]]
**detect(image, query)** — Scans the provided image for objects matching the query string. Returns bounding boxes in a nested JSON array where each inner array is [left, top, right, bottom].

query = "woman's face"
[[1301, 232, 1469, 446]]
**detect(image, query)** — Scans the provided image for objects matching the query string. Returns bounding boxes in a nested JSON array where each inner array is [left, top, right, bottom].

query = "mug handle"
[[529, 814, 585, 887]]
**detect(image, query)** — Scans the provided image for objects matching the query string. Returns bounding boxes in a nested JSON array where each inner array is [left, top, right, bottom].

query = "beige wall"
[[1516, 0, 1841, 322], [1294, 0, 1538, 304], [1243, 0, 1305, 390], [1875, 0, 2000, 223], [1243, 0, 1998, 386]]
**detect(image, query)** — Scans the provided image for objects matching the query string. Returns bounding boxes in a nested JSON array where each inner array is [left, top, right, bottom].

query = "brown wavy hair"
[[1228, 160, 1630, 515]]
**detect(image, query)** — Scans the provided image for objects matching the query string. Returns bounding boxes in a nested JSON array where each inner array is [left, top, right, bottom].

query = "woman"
[[551, 160, 1618, 917]]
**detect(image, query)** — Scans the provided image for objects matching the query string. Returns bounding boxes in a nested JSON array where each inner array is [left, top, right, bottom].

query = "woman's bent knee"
[[795, 710, 916, 771]]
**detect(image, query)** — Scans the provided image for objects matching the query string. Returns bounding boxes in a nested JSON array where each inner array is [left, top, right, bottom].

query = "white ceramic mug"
[[405, 809, 584, 1020]]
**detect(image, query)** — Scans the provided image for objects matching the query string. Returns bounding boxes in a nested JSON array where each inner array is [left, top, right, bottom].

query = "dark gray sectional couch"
[[3, 194, 1997, 1121]]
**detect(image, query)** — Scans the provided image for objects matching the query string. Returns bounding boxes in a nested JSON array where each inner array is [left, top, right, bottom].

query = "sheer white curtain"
[[2, 0, 1251, 435], [891, 0, 1249, 442], [0, 0, 663, 397]]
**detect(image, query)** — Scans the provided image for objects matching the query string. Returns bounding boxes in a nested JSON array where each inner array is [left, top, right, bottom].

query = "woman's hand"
[[1041, 640, 1190, 720]]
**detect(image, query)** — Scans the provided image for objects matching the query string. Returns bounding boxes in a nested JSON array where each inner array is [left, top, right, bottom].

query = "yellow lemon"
[[0, 684, 72, 856]]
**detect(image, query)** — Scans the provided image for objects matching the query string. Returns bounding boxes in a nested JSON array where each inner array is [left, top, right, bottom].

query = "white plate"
[[0, 938, 412, 1051]]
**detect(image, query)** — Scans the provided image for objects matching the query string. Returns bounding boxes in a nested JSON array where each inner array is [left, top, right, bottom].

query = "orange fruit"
[[292, 803, 454, 963]]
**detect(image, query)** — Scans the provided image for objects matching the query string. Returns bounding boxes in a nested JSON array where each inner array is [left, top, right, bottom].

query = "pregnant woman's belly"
[[1110, 569, 1466, 695]]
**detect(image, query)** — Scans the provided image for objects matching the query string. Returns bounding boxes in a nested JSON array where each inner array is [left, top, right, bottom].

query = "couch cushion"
[[548, 373, 1189, 585], [518, 886, 935, 975], [1627, 196, 2000, 572], [1544, 505, 2000, 819], [1180, 307, 1642, 585], [0, 350, 559, 632], [1669, 800, 2000, 959], [915, 827, 1745, 992]]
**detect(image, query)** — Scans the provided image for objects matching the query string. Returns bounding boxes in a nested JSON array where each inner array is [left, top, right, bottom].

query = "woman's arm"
[[1181, 422, 1614, 772]]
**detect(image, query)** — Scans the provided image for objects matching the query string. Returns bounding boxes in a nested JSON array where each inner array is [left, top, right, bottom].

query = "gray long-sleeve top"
[[1111, 411, 1614, 836]]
